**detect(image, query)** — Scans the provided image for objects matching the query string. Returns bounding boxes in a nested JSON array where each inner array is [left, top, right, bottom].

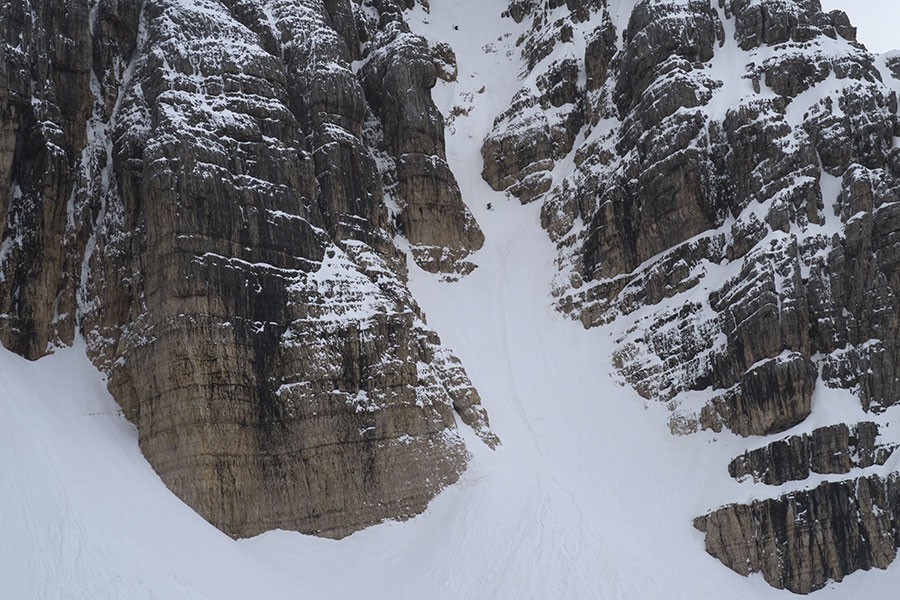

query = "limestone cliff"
[[483, 0, 900, 593], [0, 0, 493, 539], [9, 0, 900, 591]]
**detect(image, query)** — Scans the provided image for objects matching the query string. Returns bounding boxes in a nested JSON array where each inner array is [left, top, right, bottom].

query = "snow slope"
[[0, 342, 305, 599], [6, 0, 900, 598]]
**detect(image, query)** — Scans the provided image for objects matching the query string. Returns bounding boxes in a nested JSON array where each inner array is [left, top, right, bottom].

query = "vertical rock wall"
[[0, 0, 494, 539], [0, 0, 93, 358]]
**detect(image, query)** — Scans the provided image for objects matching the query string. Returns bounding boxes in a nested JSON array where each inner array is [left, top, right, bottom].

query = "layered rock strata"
[[728, 422, 896, 486], [485, 0, 900, 592], [0, 0, 493, 539], [695, 474, 900, 594], [359, 11, 484, 275]]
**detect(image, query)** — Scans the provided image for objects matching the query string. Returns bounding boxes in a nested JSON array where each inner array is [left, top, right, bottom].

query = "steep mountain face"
[[0, 0, 493, 539], [482, 0, 900, 593], [6, 0, 900, 594]]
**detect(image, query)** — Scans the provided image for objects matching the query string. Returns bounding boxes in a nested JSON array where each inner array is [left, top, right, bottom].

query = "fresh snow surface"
[[7, 1, 900, 599]]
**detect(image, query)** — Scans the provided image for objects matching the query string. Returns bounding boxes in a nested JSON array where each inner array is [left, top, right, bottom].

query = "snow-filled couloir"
[[6, 0, 900, 597]]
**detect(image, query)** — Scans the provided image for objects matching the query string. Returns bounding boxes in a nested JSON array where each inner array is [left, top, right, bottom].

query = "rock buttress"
[[0, 0, 494, 539]]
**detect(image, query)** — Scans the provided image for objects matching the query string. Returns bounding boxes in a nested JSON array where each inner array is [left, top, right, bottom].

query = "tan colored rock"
[[0, 0, 495, 541], [360, 23, 484, 275], [699, 352, 816, 437], [697, 474, 900, 594], [728, 422, 896, 486]]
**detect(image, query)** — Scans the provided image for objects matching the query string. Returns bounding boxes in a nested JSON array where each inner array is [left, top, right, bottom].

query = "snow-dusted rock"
[[484, 0, 900, 591], [0, 0, 493, 540], [359, 2, 483, 275], [728, 421, 895, 486], [696, 473, 900, 594], [0, 0, 94, 356]]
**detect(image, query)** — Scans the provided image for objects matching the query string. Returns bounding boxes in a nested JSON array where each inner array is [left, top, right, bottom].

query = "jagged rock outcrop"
[[695, 474, 900, 594], [359, 15, 483, 274], [0, 0, 494, 539], [699, 352, 817, 437], [729, 422, 896, 485], [8, 0, 900, 590], [484, 0, 900, 592], [481, 55, 584, 203]]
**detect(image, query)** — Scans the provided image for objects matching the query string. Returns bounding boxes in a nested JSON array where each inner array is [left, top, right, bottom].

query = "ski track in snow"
[[7, 0, 900, 598]]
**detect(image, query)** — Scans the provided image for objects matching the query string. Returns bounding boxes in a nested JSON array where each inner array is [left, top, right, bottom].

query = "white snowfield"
[[5, 0, 900, 598]]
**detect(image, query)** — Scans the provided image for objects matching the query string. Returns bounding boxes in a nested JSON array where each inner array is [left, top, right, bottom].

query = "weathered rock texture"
[[485, 0, 900, 592], [729, 422, 896, 486], [695, 474, 900, 594], [359, 15, 484, 274], [0, 0, 493, 539]]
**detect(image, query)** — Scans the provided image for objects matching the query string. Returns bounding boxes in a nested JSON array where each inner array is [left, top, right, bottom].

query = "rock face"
[[0, 0, 94, 358], [483, 0, 900, 592], [7, 0, 900, 589], [728, 422, 896, 486], [358, 15, 484, 275], [695, 474, 900, 594], [0, 0, 493, 539]]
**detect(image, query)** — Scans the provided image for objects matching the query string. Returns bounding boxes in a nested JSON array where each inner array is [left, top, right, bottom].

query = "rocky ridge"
[[0, 0, 493, 539], [482, 0, 900, 593]]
